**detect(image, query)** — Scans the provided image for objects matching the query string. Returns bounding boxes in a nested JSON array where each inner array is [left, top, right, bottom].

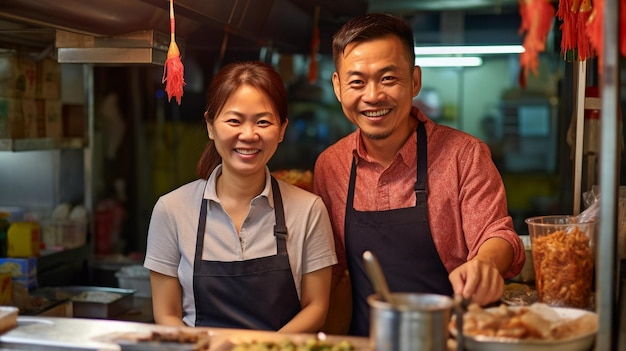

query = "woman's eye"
[[257, 119, 272, 126], [226, 118, 241, 124]]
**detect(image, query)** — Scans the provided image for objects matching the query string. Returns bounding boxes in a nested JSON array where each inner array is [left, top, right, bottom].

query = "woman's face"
[[207, 84, 287, 178]]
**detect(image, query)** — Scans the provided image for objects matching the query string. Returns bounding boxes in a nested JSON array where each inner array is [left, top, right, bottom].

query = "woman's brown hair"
[[196, 61, 288, 179]]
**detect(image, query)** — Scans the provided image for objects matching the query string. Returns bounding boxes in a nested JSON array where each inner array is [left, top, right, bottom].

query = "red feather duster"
[[162, 0, 185, 105]]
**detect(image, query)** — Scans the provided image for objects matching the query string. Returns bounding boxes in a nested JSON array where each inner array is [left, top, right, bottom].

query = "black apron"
[[345, 121, 453, 336], [192, 177, 301, 329]]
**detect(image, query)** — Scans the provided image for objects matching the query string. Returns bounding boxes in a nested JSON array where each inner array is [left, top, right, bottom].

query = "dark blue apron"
[[345, 121, 453, 336], [192, 177, 301, 329]]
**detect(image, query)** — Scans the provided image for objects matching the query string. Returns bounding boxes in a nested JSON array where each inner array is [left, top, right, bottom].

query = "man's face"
[[332, 35, 421, 141]]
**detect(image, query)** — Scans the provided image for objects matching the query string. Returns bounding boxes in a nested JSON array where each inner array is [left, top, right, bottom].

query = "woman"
[[144, 61, 337, 332]]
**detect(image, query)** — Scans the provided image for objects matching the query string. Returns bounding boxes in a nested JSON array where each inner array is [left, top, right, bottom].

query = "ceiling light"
[[415, 57, 483, 67], [414, 45, 525, 55]]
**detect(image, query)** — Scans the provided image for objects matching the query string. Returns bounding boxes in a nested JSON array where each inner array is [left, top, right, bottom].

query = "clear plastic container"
[[525, 215, 596, 309]]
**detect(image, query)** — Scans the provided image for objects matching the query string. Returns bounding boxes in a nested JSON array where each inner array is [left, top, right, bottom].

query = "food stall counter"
[[0, 316, 371, 351]]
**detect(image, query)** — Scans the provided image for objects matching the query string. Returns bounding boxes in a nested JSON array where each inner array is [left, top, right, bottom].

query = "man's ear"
[[412, 65, 422, 97], [332, 72, 342, 103]]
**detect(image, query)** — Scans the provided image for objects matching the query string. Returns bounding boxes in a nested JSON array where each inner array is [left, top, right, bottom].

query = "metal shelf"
[[0, 138, 86, 151]]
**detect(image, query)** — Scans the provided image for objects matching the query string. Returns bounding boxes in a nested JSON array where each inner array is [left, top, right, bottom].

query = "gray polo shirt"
[[144, 165, 337, 326]]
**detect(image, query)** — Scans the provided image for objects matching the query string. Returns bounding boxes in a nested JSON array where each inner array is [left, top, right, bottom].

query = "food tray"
[[209, 330, 369, 351], [34, 286, 135, 319]]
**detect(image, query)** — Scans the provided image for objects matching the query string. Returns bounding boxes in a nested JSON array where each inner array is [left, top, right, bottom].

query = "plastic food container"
[[525, 215, 596, 309], [116, 265, 151, 298]]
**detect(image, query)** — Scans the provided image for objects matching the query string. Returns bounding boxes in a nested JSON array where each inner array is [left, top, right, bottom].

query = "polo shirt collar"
[[352, 107, 423, 168], [205, 164, 274, 208]]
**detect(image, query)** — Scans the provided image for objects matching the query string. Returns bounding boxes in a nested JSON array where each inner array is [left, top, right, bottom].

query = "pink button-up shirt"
[[313, 108, 524, 279]]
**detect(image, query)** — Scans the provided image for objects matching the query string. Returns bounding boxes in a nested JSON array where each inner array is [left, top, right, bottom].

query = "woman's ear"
[[205, 113, 214, 139], [279, 119, 289, 142]]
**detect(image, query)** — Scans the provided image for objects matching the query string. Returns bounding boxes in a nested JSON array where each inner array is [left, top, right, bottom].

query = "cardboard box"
[[0, 257, 37, 278], [0, 97, 24, 138], [36, 58, 61, 100], [22, 98, 45, 138], [13, 275, 37, 292], [45, 99, 62, 138], [7, 222, 41, 257], [0, 52, 36, 98], [0, 273, 12, 305]]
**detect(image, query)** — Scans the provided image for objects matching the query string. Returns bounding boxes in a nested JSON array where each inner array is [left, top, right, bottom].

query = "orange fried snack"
[[532, 227, 594, 309]]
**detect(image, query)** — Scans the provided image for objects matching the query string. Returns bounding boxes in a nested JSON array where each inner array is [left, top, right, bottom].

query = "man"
[[313, 13, 525, 336]]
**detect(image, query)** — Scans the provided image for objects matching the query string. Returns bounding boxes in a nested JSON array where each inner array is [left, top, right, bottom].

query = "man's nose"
[[364, 82, 384, 102]]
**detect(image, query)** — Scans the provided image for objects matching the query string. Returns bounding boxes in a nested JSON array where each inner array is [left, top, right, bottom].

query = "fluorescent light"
[[414, 45, 525, 55], [415, 57, 483, 67]]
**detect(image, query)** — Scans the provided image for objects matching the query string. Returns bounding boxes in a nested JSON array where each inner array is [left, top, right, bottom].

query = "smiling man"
[[313, 13, 525, 336]]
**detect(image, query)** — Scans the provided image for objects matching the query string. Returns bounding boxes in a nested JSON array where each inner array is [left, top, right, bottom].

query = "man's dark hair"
[[332, 13, 416, 69]]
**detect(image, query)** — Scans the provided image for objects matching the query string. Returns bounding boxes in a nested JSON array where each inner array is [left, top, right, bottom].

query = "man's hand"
[[448, 257, 504, 306]]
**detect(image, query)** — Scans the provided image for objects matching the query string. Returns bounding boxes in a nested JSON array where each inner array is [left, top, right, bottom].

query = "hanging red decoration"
[[162, 0, 185, 105], [307, 5, 320, 84], [621, 0, 626, 57], [576, 0, 594, 60], [519, 0, 556, 78], [586, 0, 603, 73], [557, 0, 577, 54]]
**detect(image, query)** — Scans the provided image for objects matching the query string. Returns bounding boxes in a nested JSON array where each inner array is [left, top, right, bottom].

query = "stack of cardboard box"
[[0, 51, 62, 139]]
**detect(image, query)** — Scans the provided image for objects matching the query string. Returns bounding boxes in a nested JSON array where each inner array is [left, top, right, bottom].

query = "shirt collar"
[[353, 106, 428, 168], [205, 164, 274, 208]]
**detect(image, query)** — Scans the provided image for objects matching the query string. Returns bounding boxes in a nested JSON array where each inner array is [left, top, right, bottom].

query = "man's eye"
[[382, 76, 396, 82], [349, 80, 364, 86]]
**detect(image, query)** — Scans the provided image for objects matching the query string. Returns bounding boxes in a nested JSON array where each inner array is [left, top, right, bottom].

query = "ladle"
[[362, 250, 396, 306]]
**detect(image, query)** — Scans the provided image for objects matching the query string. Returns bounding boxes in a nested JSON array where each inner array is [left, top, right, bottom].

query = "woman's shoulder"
[[159, 178, 208, 203], [275, 178, 318, 198]]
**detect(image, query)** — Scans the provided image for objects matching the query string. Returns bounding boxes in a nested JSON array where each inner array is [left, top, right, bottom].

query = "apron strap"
[[271, 176, 288, 254], [414, 121, 428, 206], [194, 198, 209, 273]]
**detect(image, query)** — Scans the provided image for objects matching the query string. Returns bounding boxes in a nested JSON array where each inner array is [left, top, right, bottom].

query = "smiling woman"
[[143, 61, 338, 332]]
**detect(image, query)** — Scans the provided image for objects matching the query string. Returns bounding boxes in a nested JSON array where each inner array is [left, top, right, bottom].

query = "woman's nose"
[[239, 124, 259, 140]]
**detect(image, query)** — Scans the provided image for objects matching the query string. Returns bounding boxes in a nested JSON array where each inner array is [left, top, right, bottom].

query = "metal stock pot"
[[368, 293, 453, 351]]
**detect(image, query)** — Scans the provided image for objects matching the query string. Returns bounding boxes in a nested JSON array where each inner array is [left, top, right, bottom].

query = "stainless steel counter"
[[0, 317, 370, 351], [0, 316, 157, 350]]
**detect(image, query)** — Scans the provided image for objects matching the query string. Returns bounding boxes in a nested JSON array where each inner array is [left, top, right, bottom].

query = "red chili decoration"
[[162, 0, 185, 105]]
